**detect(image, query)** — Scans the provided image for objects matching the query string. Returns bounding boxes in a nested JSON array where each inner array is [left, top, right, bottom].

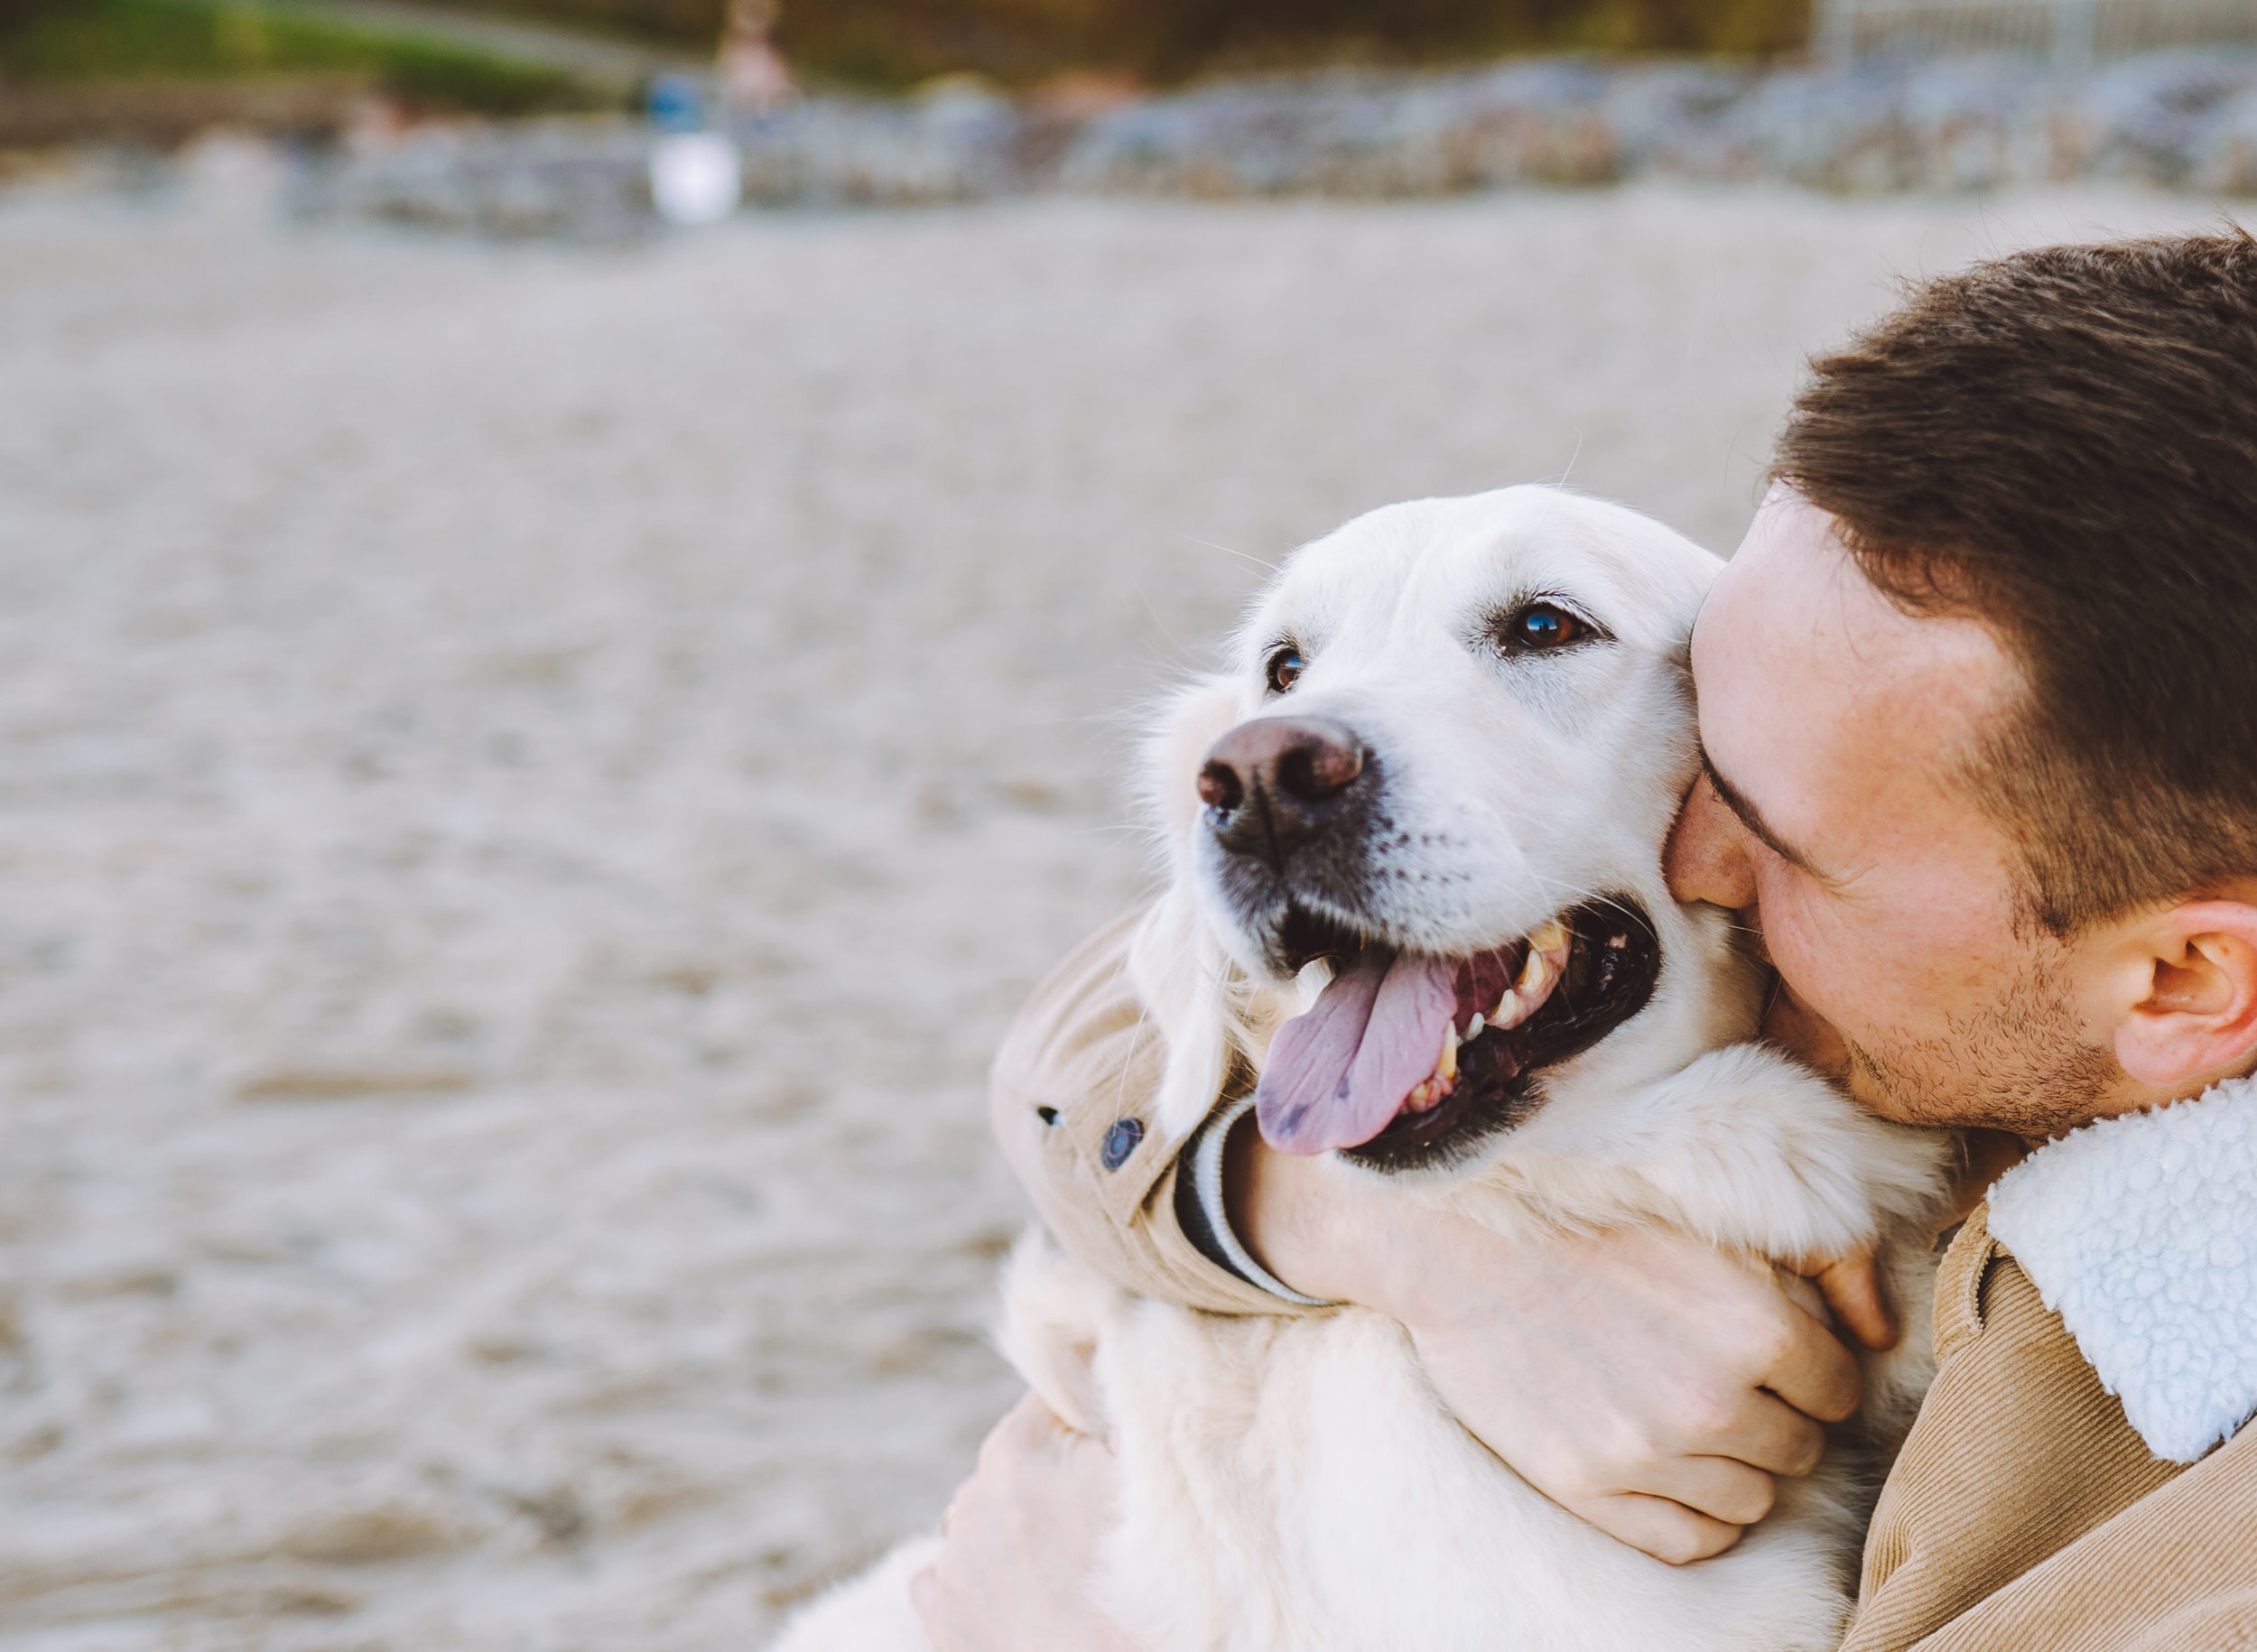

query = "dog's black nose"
[[1199, 716, 1369, 862]]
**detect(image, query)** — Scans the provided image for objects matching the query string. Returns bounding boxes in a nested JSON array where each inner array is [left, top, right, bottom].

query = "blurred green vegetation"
[[0, 0, 592, 112], [418, 0, 717, 42], [409, 0, 1810, 84], [0, 0, 1814, 107], [776, 0, 1812, 87]]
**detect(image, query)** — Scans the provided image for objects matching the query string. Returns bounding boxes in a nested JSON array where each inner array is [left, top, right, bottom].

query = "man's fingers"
[[1815, 1255, 1899, 1350], [1633, 1454, 1780, 1527], [1751, 1295, 1864, 1424], [910, 1389, 1139, 1652], [998, 1389, 1073, 1445], [909, 1565, 970, 1652], [1578, 1493, 1748, 1565], [1658, 1386, 1825, 1480], [976, 1391, 1086, 1478]]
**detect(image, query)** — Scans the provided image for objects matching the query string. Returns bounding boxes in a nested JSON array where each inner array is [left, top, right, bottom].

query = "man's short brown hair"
[[1772, 230, 2257, 933]]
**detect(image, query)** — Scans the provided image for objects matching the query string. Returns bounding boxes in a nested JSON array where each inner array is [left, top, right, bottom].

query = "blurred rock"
[[1685, 58, 2057, 192], [1054, 61, 1637, 196], [276, 47, 2257, 237], [290, 119, 655, 239], [735, 79, 1023, 205], [2066, 46, 2257, 185], [2194, 81, 2257, 193], [178, 131, 293, 220]]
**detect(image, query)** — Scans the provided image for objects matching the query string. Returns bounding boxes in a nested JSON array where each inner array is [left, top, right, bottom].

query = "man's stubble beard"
[[1840, 936, 2118, 1139]]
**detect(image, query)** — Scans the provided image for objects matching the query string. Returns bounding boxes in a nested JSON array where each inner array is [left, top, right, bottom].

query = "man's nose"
[[1198, 716, 1370, 864], [1662, 771, 1760, 912]]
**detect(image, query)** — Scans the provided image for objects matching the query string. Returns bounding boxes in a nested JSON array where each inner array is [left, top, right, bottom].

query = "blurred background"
[[1, 1, 2253, 1648]]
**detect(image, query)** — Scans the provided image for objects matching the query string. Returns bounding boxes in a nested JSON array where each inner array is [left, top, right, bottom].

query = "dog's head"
[[1134, 486, 1764, 1177]]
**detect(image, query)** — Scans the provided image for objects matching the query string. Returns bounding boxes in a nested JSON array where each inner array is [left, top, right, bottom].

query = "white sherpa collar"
[[1986, 1076, 2257, 1464]]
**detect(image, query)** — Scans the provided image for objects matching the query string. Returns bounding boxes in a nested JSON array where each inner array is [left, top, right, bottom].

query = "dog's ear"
[[1131, 674, 1253, 1140], [1128, 884, 1236, 1140]]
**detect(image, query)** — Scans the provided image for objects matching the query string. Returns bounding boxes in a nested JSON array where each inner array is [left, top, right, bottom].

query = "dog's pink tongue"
[[1257, 951, 1457, 1155]]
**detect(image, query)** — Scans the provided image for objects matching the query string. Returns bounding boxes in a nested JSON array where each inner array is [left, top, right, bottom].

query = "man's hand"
[[1404, 1223, 1877, 1563], [1232, 1129, 1890, 1564], [910, 1394, 1140, 1652]]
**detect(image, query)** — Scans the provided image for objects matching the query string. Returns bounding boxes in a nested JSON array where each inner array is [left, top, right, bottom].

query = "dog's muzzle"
[[1197, 715, 1374, 869], [1194, 717, 1666, 1176], [1197, 715, 1388, 968]]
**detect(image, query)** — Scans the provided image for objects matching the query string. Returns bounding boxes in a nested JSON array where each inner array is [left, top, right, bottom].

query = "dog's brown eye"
[[1499, 602, 1589, 655], [1265, 646, 1306, 695]]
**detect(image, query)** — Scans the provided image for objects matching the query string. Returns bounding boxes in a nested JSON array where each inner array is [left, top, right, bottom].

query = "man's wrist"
[[1182, 1095, 1332, 1307], [1225, 1126, 1442, 1314]]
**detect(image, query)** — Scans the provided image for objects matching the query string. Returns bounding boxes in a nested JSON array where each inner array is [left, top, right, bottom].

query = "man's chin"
[[1844, 1027, 2120, 1139], [1841, 1044, 1958, 1128], [1762, 981, 1999, 1129], [1755, 960, 2121, 1136]]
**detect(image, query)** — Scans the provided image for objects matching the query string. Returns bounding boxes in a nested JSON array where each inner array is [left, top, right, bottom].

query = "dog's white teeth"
[[1492, 975, 1550, 1032], [1465, 1011, 1485, 1039], [1405, 1024, 1463, 1116], [1518, 922, 1572, 996], [1484, 921, 1572, 1033], [1295, 959, 1333, 1012], [1406, 1076, 1454, 1113]]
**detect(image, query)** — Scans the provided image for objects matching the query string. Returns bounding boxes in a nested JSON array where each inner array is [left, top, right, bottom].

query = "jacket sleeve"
[[2121, 1592, 2257, 1652], [989, 906, 1326, 1318]]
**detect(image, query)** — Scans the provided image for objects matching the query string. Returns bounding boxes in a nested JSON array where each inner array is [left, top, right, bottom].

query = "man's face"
[[1665, 492, 2123, 1137]]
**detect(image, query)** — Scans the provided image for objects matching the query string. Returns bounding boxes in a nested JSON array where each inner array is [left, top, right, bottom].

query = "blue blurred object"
[[646, 73, 706, 133]]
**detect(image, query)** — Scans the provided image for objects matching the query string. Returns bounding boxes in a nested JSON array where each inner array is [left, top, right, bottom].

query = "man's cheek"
[[1754, 877, 1890, 1046]]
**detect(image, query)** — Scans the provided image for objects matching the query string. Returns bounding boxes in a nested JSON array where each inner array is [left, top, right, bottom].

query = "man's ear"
[[2110, 898, 2257, 1092]]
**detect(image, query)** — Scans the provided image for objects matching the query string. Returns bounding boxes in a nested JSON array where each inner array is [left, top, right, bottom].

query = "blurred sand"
[[0, 182, 2227, 1649]]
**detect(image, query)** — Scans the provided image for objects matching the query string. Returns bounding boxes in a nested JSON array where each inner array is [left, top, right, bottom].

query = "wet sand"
[[0, 182, 2223, 1648]]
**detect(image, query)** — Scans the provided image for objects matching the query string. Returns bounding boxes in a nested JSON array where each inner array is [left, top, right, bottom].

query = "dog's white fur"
[[777, 487, 1951, 1652]]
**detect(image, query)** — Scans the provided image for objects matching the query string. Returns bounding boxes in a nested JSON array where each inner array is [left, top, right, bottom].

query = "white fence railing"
[[1814, 0, 2257, 67]]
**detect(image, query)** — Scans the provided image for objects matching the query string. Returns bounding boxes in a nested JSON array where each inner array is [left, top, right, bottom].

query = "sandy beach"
[[0, 180, 2229, 1649]]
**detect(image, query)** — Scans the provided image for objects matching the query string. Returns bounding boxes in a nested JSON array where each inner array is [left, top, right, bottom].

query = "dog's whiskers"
[[1175, 533, 1280, 575]]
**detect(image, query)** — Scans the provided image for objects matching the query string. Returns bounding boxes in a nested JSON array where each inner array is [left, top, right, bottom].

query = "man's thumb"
[[1812, 1254, 1898, 1351]]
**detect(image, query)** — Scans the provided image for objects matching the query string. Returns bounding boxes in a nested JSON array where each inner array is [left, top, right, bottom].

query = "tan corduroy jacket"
[[991, 913, 2257, 1649]]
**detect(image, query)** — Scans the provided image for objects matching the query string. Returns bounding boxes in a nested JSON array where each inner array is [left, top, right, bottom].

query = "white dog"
[[779, 486, 1951, 1652]]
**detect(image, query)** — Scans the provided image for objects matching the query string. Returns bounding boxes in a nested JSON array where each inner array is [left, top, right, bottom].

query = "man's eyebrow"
[[1701, 753, 1833, 882]]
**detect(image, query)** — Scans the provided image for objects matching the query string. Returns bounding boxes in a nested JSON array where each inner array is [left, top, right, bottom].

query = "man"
[[914, 233, 2257, 1647]]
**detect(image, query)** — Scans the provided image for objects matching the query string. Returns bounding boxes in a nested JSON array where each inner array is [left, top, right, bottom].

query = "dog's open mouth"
[[1256, 897, 1660, 1171]]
